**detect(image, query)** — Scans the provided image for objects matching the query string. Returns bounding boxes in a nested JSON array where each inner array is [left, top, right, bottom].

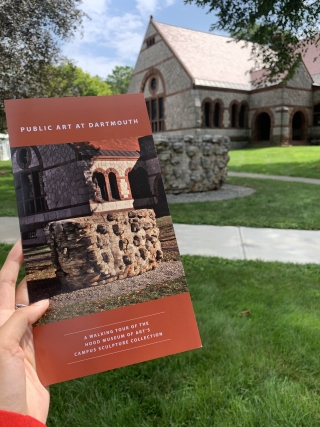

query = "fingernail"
[[33, 299, 49, 306]]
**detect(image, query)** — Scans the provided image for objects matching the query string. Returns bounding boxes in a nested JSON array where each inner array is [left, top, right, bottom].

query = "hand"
[[0, 240, 49, 423]]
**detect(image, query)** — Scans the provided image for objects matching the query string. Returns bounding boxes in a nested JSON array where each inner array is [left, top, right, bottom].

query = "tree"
[[0, 0, 86, 130], [185, 0, 320, 84], [105, 66, 134, 95], [42, 64, 112, 98], [74, 68, 112, 96]]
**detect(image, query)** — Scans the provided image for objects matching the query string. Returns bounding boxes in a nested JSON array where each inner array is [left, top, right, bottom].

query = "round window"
[[151, 77, 157, 91], [17, 147, 31, 169]]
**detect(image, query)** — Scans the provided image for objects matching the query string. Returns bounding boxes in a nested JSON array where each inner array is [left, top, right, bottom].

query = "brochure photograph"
[[13, 137, 187, 326]]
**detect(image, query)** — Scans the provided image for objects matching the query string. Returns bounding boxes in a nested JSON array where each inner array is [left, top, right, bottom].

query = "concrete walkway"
[[173, 224, 320, 264], [1, 217, 320, 264], [0, 217, 20, 244], [229, 171, 320, 185]]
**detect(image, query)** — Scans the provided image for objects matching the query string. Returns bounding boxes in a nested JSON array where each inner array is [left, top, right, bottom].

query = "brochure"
[[4, 94, 201, 386]]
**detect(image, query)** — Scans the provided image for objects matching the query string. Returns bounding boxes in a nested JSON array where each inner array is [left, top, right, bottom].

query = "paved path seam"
[[229, 171, 320, 185], [238, 227, 247, 260]]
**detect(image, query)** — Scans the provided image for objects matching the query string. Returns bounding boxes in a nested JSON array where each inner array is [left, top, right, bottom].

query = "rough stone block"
[[154, 134, 230, 193], [45, 209, 163, 291]]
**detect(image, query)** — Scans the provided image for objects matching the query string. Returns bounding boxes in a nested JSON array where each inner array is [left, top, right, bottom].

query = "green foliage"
[[42, 63, 112, 98], [185, 0, 320, 84], [0, 0, 86, 131], [74, 68, 112, 97], [170, 176, 320, 230], [228, 146, 320, 179], [106, 66, 134, 95], [40, 63, 80, 98]]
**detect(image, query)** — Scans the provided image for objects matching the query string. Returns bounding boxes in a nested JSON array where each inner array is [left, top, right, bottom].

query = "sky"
[[62, 0, 223, 79]]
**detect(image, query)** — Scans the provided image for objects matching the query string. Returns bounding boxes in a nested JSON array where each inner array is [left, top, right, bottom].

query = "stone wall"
[[154, 134, 230, 193], [45, 209, 163, 291], [128, 24, 192, 96]]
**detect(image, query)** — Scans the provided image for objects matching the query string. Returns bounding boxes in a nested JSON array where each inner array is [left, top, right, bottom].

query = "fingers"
[[15, 277, 29, 306], [0, 300, 49, 349], [0, 240, 24, 310]]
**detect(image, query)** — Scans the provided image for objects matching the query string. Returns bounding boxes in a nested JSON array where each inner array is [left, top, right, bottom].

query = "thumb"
[[0, 300, 49, 347]]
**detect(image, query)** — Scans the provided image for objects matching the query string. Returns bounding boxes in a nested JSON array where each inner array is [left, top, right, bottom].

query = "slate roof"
[[153, 21, 258, 90], [79, 149, 140, 158], [153, 20, 320, 88], [300, 39, 320, 84]]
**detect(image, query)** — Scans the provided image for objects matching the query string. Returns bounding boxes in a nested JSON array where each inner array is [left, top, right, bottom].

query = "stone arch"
[[140, 68, 166, 95], [212, 98, 224, 128], [13, 146, 43, 170], [290, 107, 308, 142], [128, 166, 152, 199], [124, 167, 133, 199], [92, 169, 108, 201], [31, 146, 43, 168], [229, 100, 239, 128], [201, 98, 213, 128], [104, 168, 121, 200], [239, 101, 249, 128], [252, 109, 274, 142]]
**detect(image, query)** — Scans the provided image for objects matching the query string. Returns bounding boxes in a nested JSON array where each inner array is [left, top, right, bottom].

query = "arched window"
[[204, 102, 211, 128], [231, 104, 238, 128], [239, 104, 247, 128], [144, 71, 165, 133], [128, 168, 152, 199], [202, 99, 223, 128], [108, 172, 120, 200], [313, 104, 320, 126], [92, 172, 108, 201], [14, 169, 46, 217], [213, 102, 221, 128]]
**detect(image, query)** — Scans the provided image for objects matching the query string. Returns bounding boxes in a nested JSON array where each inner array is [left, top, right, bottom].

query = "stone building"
[[127, 17, 320, 147], [12, 135, 166, 245]]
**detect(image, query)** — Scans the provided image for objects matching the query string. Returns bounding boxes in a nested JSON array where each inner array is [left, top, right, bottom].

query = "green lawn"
[[24, 255, 320, 425], [46, 256, 320, 426], [170, 176, 320, 230], [229, 146, 320, 179], [2, 248, 320, 425], [0, 160, 17, 216], [0, 243, 25, 284]]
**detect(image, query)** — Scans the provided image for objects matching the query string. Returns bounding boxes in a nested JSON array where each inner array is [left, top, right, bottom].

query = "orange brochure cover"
[[4, 94, 201, 386]]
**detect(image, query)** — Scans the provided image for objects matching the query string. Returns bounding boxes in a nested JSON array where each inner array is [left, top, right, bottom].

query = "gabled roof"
[[152, 20, 320, 89], [300, 39, 320, 85], [153, 21, 258, 90]]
